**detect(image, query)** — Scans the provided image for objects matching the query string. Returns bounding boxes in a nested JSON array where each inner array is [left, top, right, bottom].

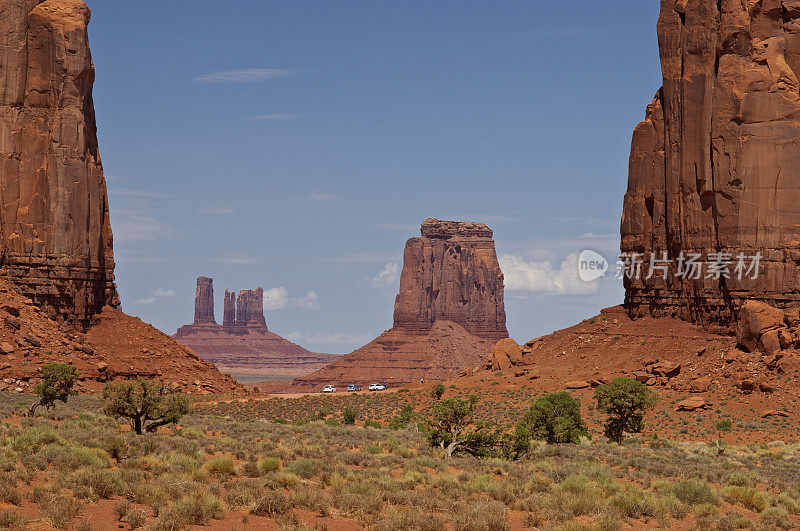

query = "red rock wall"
[[0, 0, 118, 326], [235, 288, 267, 329], [223, 289, 236, 327], [622, 0, 800, 326], [393, 219, 508, 341]]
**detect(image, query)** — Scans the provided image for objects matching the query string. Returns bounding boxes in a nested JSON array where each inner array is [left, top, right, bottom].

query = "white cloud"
[[199, 206, 235, 215], [500, 252, 599, 295], [194, 68, 298, 84], [212, 254, 257, 265], [285, 331, 372, 347], [306, 192, 341, 201], [245, 113, 298, 122], [134, 288, 176, 305], [263, 288, 320, 310], [113, 213, 176, 242], [367, 262, 400, 289]]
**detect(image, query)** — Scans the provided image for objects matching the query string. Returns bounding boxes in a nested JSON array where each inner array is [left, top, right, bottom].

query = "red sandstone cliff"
[[0, 0, 118, 327], [292, 219, 507, 390], [622, 0, 800, 326]]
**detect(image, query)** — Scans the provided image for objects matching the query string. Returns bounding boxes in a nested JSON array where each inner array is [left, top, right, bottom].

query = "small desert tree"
[[430, 383, 446, 400], [424, 395, 502, 458], [29, 363, 80, 416], [102, 378, 191, 435], [595, 377, 658, 443], [519, 392, 588, 445], [342, 405, 358, 425]]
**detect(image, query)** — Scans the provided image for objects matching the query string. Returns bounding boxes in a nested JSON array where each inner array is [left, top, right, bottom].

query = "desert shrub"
[[113, 499, 131, 521], [342, 405, 358, 425], [451, 499, 510, 531], [0, 474, 21, 505], [722, 486, 768, 512], [374, 507, 446, 530], [257, 456, 281, 474], [519, 392, 588, 445], [29, 363, 79, 417], [288, 458, 325, 479], [759, 506, 792, 529], [102, 379, 191, 435], [156, 491, 224, 528], [431, 383, 446, 400], [388, 404, 416, 430], [126, 508, 147, 529], [608, 486, 664, 519], [202, 455, 236, 477], [716, 420, 733, 432], [251, 491, 292, 517], [291, 489, 330, 516], [0, 509, 27, 530], [41, 494, 83, 530], [726, 472, 754, 487], [655, 479, 719, 506], [12, 425, 59, 453], [364, 419, 382, 429], [594, 378, 657, 443]]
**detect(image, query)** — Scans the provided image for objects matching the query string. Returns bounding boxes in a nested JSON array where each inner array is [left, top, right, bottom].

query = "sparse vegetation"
[[431, 382, 446, 400], [519, 392, 588, 444]]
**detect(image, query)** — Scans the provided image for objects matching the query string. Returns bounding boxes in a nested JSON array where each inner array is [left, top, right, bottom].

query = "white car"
[[368, 383, 386, 391], [322, 385, 337, 393]]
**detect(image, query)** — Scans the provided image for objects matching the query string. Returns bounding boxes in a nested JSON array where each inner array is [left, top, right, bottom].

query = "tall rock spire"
[[223, 290, 236, 327], [0, 0, 118, 326], [236, 288, 267, 329], [193, 277, 215, 325]]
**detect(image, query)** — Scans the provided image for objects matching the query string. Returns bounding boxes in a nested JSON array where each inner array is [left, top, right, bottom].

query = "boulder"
[[762, 410, 790, 418], [690, 377, 712, 393], [565, 380, 590, 390], [489, 338, 523, 372], [676, 397, 709, 412], [737, 302, 786, 353]]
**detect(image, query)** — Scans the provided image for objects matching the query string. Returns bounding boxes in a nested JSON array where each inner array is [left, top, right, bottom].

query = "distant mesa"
[[292, 218, 508, 390], [174, 277, 338, 380]]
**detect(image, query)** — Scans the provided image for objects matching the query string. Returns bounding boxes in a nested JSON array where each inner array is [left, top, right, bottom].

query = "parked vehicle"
[[368, 383, 386, 391], [346, 384, 361, 392], [322, 385, 337, 393]]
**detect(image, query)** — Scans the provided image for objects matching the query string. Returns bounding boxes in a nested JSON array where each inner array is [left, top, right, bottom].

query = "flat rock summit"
[[292, 219, 507, 389]]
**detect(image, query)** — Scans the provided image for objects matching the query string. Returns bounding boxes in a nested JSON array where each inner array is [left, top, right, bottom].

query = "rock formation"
[[223, 290, 236, 327], [292, 219, 508, 390], [622, 0, 800, 327], [0, 0, 118, 326], [235, 288, 267, 330], [174, 279, 337, 379], [394, 218, 507, 341], [193, 277, 216, 325]]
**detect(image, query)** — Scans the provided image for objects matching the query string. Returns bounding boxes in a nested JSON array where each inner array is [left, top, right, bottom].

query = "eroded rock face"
[[193, 277, 216, 325], [0, 0, 118, 326], [222, 290, 236, 327], [235, 288, 267, 329], [393, 219, 508, 341], [622, 0, 800, 326]]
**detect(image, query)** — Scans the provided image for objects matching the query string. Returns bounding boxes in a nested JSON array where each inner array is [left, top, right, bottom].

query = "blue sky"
[[88, 1, 663, 354]]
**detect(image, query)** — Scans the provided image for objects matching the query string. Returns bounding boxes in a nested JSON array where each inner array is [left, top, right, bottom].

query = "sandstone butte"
[[0, 0, 242, 394], [291, 219, 508, 390], [622, 0, 800, 328], [174, 277, 339, 380]]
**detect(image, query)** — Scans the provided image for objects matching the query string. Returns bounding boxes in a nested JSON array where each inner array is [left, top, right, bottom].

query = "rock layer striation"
[[0, 0, 118, 326], [622, 0, 800, 326]]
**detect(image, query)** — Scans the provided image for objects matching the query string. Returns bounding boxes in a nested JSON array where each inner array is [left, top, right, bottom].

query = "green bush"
[[342, 405, 358, 425], [519, 392, 588, 445], [431, 383, 446, 400], [594, 378, 657, 442], [102, 379, 191, 435], [29, 363, 80, 417], [257, 457, 281, 474]]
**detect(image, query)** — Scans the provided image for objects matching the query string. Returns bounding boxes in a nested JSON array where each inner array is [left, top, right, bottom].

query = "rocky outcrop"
[[292, 219, 508, 390], [393, 218, 508, 341], [223, 290, 236, 327], [193, 277, 216, 325], [0, 0, 118, 327], [175, 279, 337, 379], [621, 0, 800, 327], [235, 288, 266, 330]]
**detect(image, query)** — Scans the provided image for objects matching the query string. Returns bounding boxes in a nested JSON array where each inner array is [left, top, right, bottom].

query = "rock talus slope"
[[0, 0, 118, 326], [622, 0, 800, 326], [292, 219, 507, 390]]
